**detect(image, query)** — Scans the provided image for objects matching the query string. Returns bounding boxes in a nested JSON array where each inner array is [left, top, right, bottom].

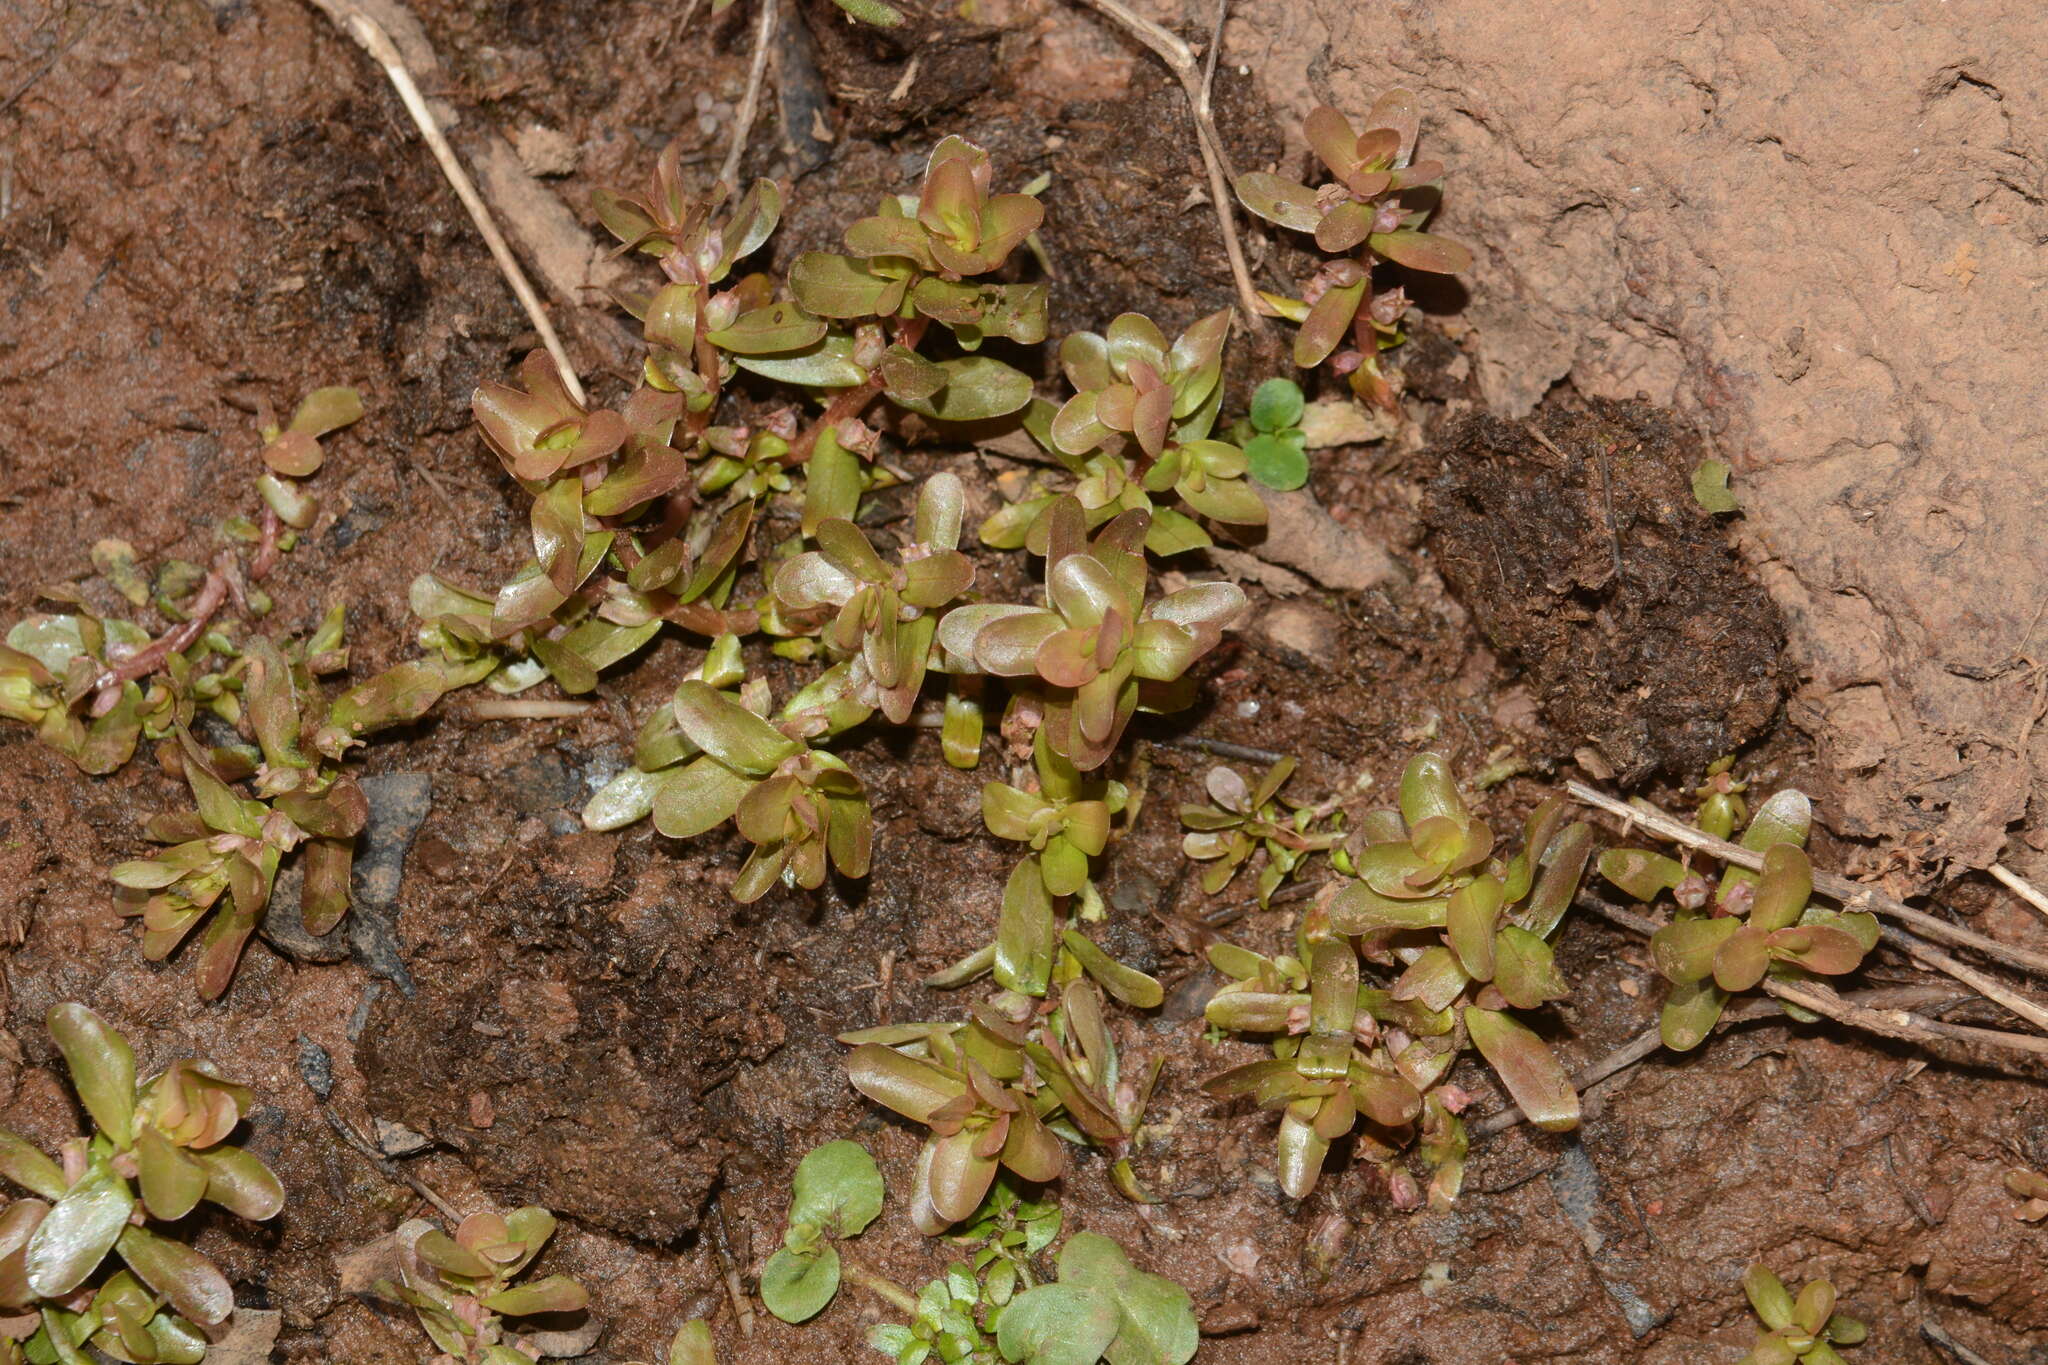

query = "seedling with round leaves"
[[622, 1321, 717, 1365], [759, 1141, 885, 1324], [250, 385, 364, 537], [1236, 378, 1310, 491], [1233, 91, 1471, 408], [954, 1177, 1060, 1311], [1597, 786, 1878, 1051], [994, 1232, 1197, 1365], [773, 474, 975, 723], [865, 1261, 993, 1365], [376, 1208, 589, 1365], [939, 498, 1246, 771], [0, 1005, 283, 1363], [1179, 756, 1341, 905], [1736, 1265, 1867, 1365]]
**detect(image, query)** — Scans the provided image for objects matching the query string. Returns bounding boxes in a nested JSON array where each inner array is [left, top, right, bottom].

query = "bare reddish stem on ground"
[[90, 551, 234, 713]]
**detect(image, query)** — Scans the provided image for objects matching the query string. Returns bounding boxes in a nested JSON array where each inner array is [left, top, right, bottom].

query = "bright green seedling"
[[996, 1232, 1197, 1365], [1179, 756, 1341, 904], [0, 1004, 283, 1363], [940, 497, 1246, 771], [376, 1207, 589, 1365], [760, 1141, 885, 1324], [1597, 784, 1878, 1051], [1234, 91, 1469, 408], [955, 1178, 1061, 1310], [865, 1261, 995, 1365], [1238, 378, 1309, 491], [1203, 752, 1594, 1204], [1736, 1265, 1867, 1365], [773, 474, 975, 723]]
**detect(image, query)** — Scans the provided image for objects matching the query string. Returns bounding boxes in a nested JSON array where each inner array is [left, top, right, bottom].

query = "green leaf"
[[996, 857, 1056, 997], [760, 1245, 841, 1323], [1061, 931, 1163, 1009], [1658, 976, 1728, 1051], [672, 682, 801, 774], [1248, 377, 1305, 433], [650, 756, 756, 839], [0, 1129, 67, 1200], [891, 357, 1033, 423], [1743, 1264, 1796, 1331], [1052, 1232, 1199, 1365], [288, 386, 365, 437], [25, 1163, 132, 1297], [46, 1003, 135, 1148], [831, 0, 905, 26], [1231, 173, 1322, 233], [788, 1141, 884, 1237], [1243, 432, 1308, 491], [996, 1283, 1119, 1365], [706, 302, 827, 355], [844, 1044, 968, 1125], [1463, 1006, 1578, 1133], [196, 1145, 286, 1221], [734, 333, 868, 388], [134, 1128, 208, 1222], [480, 1273, 590, 1317], [110, 1225, 231, 1327], [1691, 459, 1739, 513], [667, 1321, 718, 1365], [787, 253, 903, 319], [1367, 230, 1474, 274]]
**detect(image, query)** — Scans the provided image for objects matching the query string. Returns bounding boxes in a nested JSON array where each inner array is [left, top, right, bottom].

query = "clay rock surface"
[[1223, 0, 2048, 873]]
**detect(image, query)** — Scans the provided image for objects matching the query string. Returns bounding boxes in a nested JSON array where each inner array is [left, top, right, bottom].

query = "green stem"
[[842, 1261, 919, 1315]]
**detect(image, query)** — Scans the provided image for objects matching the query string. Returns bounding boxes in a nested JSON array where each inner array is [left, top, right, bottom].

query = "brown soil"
[[0, 3, 2041, 1365]]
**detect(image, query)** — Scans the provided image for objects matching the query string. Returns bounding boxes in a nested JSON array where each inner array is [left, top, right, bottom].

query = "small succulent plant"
[[1597, 784, 1877, 1050], [1179, 756, 1340, 905], [1203, 753, 1594, 1203], [866, 1261, 994, 1365], [250, 385, 364, 539], [377, 1207, 589, 1365], [841, 973, 1160, 1233], [1736, 1265, 1867, 1364], [1234, 92, 1470, 408], [1237, 378, 1310, 491], [773, 474, 975, 723], [0, 1005, 283, 1363], [760, 1141, 885, 1324], [940, 498, 1246, 770]]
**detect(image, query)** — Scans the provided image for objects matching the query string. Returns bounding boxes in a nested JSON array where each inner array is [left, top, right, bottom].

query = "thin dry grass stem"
[[309, 0, 586, 404], [1069, 0, 1270, 330], [1565, 780, 2048, 991], [1991, 861, 2048, 922], [717, 0, 778, 190]]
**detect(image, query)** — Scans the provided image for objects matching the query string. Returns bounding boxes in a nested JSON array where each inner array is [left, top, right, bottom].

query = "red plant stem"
[[250, 505, 283, 581], [782, 315, 931, 467], [90, 551, 233, 712]]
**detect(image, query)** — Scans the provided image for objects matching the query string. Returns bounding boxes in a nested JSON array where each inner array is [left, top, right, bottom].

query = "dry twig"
[[1069, 0, 1268, 329], [1991, 861, 2048, 923], [718, 0, 778, 189], [306, 0, 585, 403]]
